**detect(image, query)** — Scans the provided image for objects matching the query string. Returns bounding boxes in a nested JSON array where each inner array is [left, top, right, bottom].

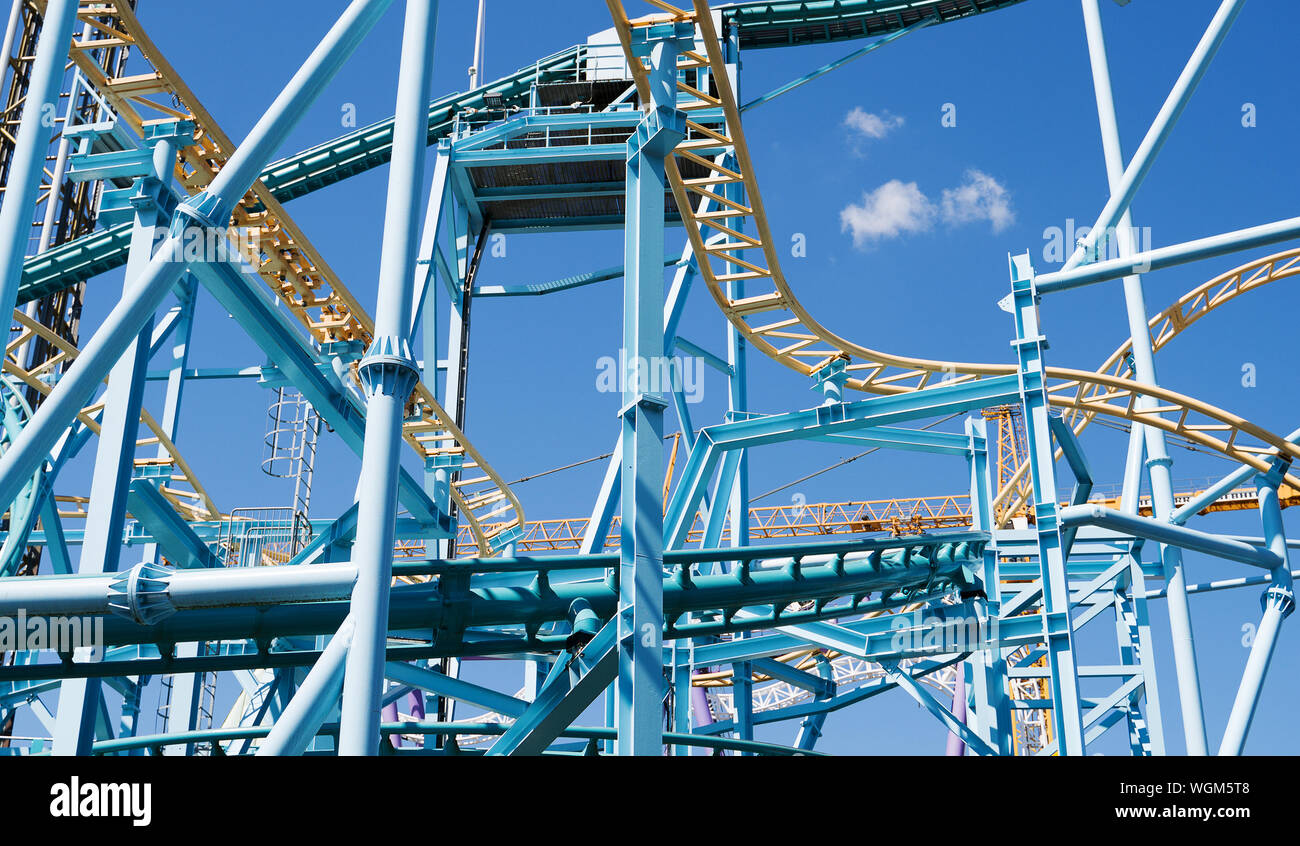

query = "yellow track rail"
[[606, 0, 1300, 497], [996, 247, 1300, 518], [47, 1, 523, 552], [3, 309, 218, 520]]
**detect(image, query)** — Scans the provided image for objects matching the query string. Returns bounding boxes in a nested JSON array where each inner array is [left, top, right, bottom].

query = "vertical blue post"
[[51, 124, 190, 756], [1080, 0, 1207, 753], [1007, 252, 1085, 755], [616, 23, 688, 757], [0, 0, 395, 513], [965, 416, 1010, 754], [1218, 462, 1293, 755], [0, 0, 78, 319], [337, 0, 438, 757]]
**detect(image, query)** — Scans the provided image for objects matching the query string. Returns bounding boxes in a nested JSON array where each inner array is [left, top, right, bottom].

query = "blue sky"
[[43, 0, 1300, 754]]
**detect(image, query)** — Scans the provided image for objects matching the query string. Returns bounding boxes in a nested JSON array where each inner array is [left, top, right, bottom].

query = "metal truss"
[[0, 0, 1295, 758]]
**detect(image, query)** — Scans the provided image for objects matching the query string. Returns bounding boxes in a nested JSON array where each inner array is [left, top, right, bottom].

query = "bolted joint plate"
[[358, 335, 420, 399], [108, 561, 176, 626], [628, 22, 697, 57], [170, 191, 232, 236], [630, 104, 686, 160], [1264, 583, 1295, 618]]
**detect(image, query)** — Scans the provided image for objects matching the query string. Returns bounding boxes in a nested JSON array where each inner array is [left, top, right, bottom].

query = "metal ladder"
[[262, 386, 321, 554]]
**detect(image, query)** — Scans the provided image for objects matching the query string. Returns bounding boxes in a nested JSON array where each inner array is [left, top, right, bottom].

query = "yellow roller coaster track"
[[995, 246, 1300, 519], [606, 0, 1300, 498], [3, 309, 218, 520], [41, 0, 523, 553]]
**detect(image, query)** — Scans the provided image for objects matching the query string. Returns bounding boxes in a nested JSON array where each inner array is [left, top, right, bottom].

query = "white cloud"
[[840, 170, 1016, 247], [843, 107, 904, 140], [940, 169, 1015, 233], [839, 179, 936, 246]]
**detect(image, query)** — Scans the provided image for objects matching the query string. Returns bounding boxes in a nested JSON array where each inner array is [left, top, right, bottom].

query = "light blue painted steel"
[[1080, 0, 1206, 753], [616, 27, 689, 757], [1007, 252, 1085, 755], [51, 125, 181, 756], [487, 617, 619, 756], [1064, 0, 1245, 273], [1058, 505, 1283, 570], [739, 15, 935, 112], [258, 617, 355, 756], [1219, 465, 1294, 755], [0, 0, 393, 516], [0, 0, 79, 320], [338, 0, 438, 757]]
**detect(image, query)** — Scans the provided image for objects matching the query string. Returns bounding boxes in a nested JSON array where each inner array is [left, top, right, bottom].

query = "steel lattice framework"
[[0, 0, 1293, 757]]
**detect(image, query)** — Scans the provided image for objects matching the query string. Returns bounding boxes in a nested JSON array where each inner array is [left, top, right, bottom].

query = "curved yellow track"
[[608, 1, 1300, 499]]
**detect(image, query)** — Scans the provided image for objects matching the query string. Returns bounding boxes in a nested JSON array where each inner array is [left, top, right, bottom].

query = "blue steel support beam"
[[1057, 505, 1283, 570], [0, 0, 395, 519], [0, 0, 78, 320], [1171, 426, 1300, 525], [965, 416, 1012, 754], [126, 481, 222, 570], [1080, 0, 1207, 754], [1115, 553, 1165, 756], [1035, 210, 1300, 295], [51, 125, 184, 756], [384, 661, 527, 718], [1219, 464, 1295, 756], [189, 259, 440, 527], [883, 660, 996, 756], [338, 0, 438, 758], [663, 375, 1022, 545], [1064, 0, 1245, 273], [141, 275, 198, 569], [617, 25, 689, 756], [258, 617, 355, 756], [487, 618, 619, 756], [740, 15, 935, 112], [1007, 253, 1086, 755]]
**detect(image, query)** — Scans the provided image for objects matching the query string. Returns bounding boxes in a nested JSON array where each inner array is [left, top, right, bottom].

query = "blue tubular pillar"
[[965, 416, 1010, 754], [1064, 0, 1244, 272], [617, 23, 688, 757], [259, 617, 356, 756], [337, 0, 437, 757], [1219, 463, 1294, 756], [0, 0, 77, 319], [0, 0, 394, 513], [1007, 253, 1086, 755], [50, 124, 190, 757], [1080, 0, 1207, 754]]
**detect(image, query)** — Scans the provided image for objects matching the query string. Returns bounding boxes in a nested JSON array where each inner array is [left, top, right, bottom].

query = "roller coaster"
[[0, 0, 1294, 756]]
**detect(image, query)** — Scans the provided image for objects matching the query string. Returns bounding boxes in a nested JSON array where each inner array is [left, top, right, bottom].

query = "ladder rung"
[[729, 292, 786, 315]]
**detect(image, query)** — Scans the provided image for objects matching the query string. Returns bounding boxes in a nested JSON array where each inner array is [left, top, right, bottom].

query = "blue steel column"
[[965, 415, 1011, 754], [337, 0, 438, 757], [0, 0, 394, 512], [1080, 0, 1207, 754], [616, 24, 688, 756], [1219, 463, 1294, 755], [50, 126, 187, 756], [721, 29, 754, 750], [0, 0, 77, 319], [1007, 252, 1086, 755]]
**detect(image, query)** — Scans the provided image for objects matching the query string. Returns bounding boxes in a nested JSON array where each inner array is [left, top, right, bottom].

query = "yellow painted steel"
[[3, 309, 219, 520], [41, 0, 523, 553], [605, 0, 1300, 503]]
